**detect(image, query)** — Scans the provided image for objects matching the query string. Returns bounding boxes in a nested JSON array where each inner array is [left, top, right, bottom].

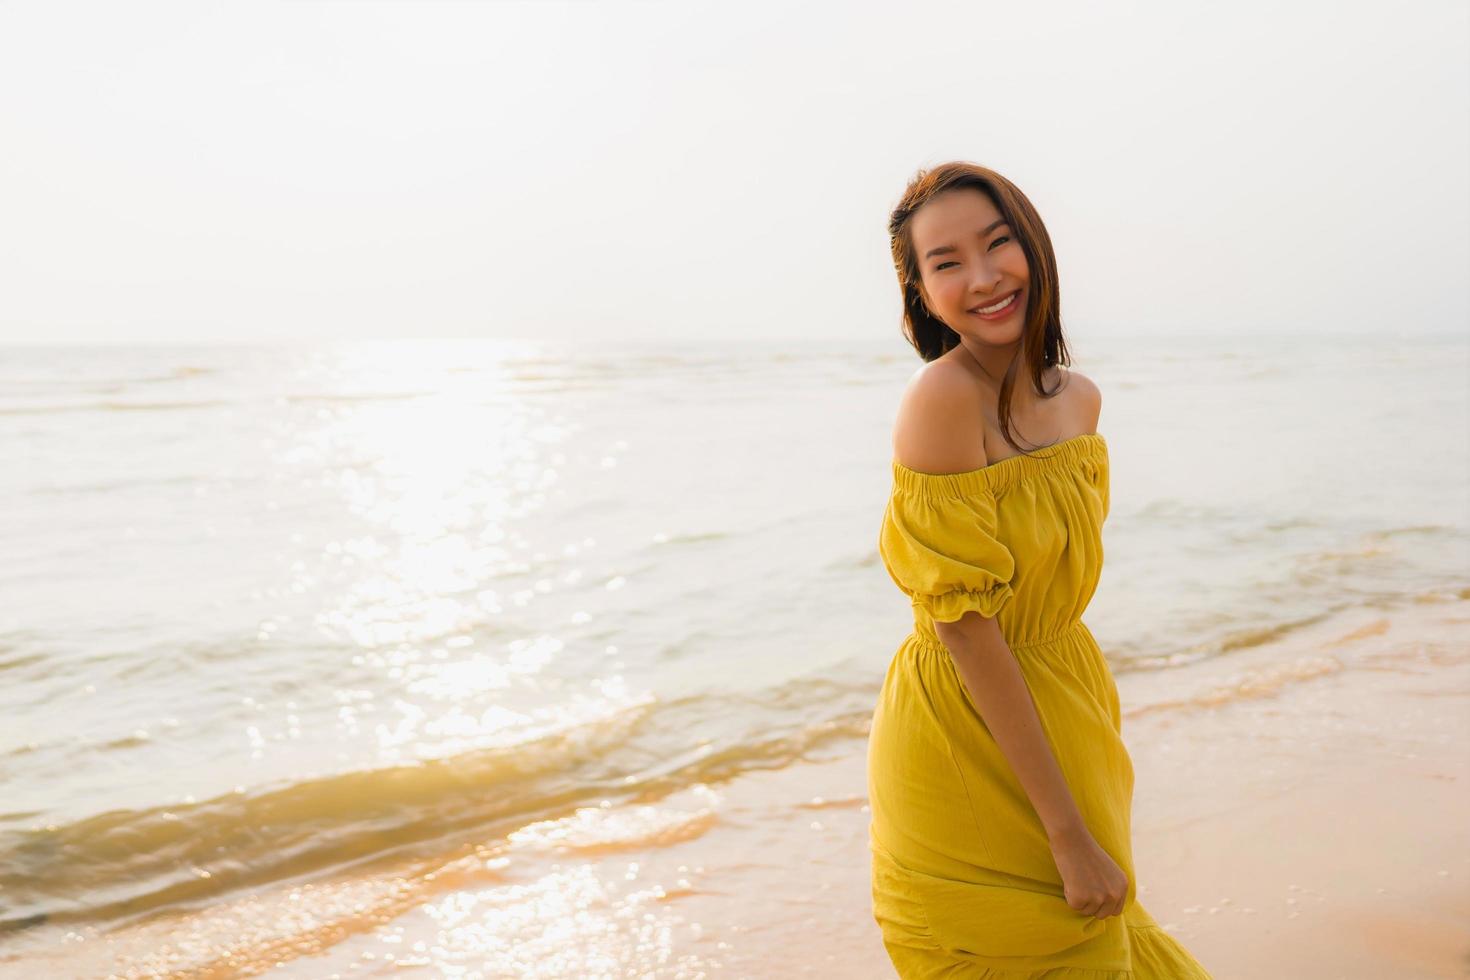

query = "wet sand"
[[7, 597, 1467, 979]]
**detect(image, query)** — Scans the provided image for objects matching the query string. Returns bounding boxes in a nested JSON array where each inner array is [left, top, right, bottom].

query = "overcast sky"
[[0, 0, 1465, 345]]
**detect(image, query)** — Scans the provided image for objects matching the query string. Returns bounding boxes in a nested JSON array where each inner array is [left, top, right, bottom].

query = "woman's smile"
[[969, 288, 1022, 320]]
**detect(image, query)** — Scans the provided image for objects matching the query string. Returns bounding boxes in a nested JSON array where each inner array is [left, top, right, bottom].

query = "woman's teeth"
[[973, 291, 1018, 316]]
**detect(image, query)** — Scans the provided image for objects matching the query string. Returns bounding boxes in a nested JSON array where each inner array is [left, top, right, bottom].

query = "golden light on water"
[[133, 340, 713, 971], [392, 793, 723, 977], [260, 341, 630, 772], [414, 864, 698, 977], [32, 786, 731, 977]]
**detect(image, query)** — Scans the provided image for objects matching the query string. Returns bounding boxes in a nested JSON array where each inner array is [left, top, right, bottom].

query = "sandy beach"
[[8, 592, 1464, 979]]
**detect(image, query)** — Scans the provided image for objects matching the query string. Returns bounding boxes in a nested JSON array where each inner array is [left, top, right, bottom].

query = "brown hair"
[[888, 161, 1072, 458]]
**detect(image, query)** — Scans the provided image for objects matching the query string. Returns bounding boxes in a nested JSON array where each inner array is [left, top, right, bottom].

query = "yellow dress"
[[868, 433, 1213, 978]]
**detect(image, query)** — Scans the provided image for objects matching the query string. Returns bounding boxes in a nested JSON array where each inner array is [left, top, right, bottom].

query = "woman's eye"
[[935, 237, 1010, 270]]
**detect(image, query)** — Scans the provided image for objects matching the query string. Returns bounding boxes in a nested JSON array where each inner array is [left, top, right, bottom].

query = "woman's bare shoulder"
[[892, 359, 989, 473], [1058, 367, 1103, 430]]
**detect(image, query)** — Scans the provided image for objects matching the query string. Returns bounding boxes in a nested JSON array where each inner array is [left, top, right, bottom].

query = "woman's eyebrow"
[[923, 219, 1010, 260]]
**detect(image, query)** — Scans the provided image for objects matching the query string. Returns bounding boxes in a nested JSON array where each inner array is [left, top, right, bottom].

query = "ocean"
[[0, 332, 1465, 974]]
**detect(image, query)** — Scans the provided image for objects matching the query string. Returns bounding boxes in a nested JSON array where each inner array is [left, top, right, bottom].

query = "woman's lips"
[[970, 289, 1021, 320]]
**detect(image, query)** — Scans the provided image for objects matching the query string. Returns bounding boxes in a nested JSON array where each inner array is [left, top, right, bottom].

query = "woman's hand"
[[1049, 825, 1130, 920]]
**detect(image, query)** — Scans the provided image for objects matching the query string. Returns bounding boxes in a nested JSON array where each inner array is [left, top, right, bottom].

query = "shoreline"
[[5, 596, 1467, 978]]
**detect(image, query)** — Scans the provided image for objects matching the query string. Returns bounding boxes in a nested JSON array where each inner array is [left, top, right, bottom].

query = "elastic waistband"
[[912, 618, 1087, 653]]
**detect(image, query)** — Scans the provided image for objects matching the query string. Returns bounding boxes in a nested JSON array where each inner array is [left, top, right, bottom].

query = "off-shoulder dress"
[[868, 433, 1213, 978]]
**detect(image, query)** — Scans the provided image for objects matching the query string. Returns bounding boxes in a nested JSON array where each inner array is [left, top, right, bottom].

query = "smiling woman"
[[867, 162, 1216, 979], [887, 162, 1074, 462]]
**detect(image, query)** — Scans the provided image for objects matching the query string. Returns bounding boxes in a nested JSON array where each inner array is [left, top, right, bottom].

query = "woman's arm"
[[935, 612, 1086, 842], [937, 611, 1128, 919]]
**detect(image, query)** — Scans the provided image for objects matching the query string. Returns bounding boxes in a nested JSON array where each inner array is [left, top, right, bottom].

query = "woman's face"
[[910, 188, 1030, 342]]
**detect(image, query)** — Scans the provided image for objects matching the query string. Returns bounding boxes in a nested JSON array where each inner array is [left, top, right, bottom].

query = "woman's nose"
[[969, 263, 1001, 294]]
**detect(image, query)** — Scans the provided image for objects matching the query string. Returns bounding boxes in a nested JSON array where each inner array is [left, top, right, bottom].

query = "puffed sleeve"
[[878, 478, 1016, 623]]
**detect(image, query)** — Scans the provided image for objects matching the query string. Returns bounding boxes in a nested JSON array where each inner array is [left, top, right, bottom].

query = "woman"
[[868, 162, 1214, 978]]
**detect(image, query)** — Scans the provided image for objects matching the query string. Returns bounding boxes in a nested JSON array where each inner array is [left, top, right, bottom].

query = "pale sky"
[[0, 0, 1465, 344]]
